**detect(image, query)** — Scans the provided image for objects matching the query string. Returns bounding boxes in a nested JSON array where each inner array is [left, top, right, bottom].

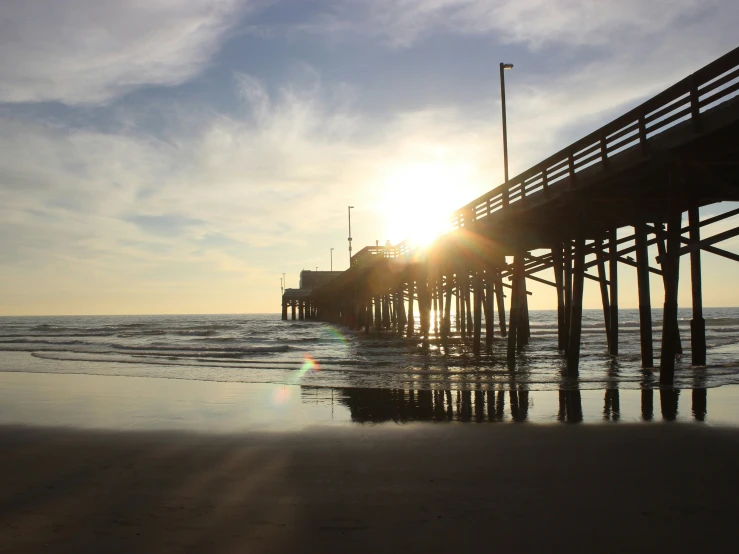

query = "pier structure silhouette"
[[282, 47, 739, 385], [309, 385, 704, 424]]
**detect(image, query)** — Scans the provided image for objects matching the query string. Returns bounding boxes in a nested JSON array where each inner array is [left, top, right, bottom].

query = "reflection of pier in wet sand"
[[307, 384, 711, 424]]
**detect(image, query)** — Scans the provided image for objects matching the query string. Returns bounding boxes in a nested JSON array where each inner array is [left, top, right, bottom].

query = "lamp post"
[[500, 62, 514, 183], [282, 272, 286, 290], [330, 247, 334, 272], [348, 206, 354, 267], [280, 277, 283, 295]]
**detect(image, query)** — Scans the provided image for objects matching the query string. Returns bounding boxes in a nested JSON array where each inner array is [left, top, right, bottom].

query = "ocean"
[[1, 308, 739, 393]]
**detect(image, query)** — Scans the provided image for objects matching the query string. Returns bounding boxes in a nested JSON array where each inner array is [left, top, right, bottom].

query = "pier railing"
[[450, 46, 739, 229], [350, 240, 417, 268], [351, 245, 399, 268]]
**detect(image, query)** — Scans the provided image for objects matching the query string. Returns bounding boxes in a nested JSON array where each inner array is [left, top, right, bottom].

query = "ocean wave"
[[111, 343, 290, 354], [0, 339, 88, 346]]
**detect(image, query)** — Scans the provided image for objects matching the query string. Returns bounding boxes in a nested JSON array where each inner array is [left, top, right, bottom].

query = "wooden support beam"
[[465, 271, 474, 336], [567, 234, 585, 376], [484, 269, 494, 349], [700, 244, 739, 263], [397, 282, 407, 333], [521, 233, 636, 278], [635, 221, 654, 368], [652, 230, 739, 264], [655, 219, 683, 356], [520, 265, 531, 347], [609, 228, 619, 356], [583, 235, 662, 271], [641, 389, 654, 421], [692, 388, 707, 421], [406, 278, 415, 337], [459, 271, 467, 339], [564, 240, 573, 354], [526, 273, 560, 288], [465, 272, 474, 337], [507, 251, 523, 366], [455, 273, 462, 335], [473, 270, 483, 355], [495, 264, 507, 338], [615, 255, 663, 276], [432, 273, 439, 337], [693, 206, 739, 228], [660, 225, 739, 260], [596, 239, 612, 353], [660, 388, 679, 421], [443, 272, 453, 343], [419, 268, 432, 339], [438, 273, 445, 335], [508, 270, 610, 286], [689, 206, 707, 365], [552, 243, 566, 351]]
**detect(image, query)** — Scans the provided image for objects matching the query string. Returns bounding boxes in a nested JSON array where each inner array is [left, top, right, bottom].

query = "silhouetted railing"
[[350, 239, 415, 268], [450, 46, 739, 229], [350, 245, 398, 268]]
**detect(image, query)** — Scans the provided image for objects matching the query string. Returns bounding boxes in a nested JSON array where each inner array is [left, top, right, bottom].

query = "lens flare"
[[297, 355, 320, 378], [325, 326, 348, 345], [273, 356, 323, 406], [272, 386, 291, 405]]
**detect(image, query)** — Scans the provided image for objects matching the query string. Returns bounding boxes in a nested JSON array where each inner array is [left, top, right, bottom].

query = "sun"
[[381, 162, 477, 247]]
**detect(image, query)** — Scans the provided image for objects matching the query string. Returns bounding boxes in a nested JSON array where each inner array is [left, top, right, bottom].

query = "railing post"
[[690, 75, 701, 132], [542, 170, 549, 198], [638, 115, 648, 156], [520, 179, 526, 206], [568, 149, 576, 190], [600, 135, 609, 171]]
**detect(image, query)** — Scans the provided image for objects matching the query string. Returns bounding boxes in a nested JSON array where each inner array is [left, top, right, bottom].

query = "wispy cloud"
[[299, 0, 727, 49], [0, 0, 253, 105]]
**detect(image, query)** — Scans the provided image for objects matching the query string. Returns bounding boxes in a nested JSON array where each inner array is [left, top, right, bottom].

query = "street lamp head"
[[502, 63, 514, 70], [349, 205, 354, 209]]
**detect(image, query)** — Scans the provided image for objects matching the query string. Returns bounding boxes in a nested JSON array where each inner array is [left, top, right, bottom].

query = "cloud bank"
[[1, 0, 737, 313]]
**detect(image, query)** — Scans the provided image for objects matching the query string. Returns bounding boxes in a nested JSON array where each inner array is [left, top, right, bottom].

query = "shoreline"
[[1, 369, 739, 430]]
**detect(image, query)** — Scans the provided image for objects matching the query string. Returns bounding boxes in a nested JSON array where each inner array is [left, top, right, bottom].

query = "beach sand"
[[2, 423, 738, 553]]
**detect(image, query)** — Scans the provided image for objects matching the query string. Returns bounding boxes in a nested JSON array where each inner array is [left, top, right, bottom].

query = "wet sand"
[[2, 423, 738, 553]]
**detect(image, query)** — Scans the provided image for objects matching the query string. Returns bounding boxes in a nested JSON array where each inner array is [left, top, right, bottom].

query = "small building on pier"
[[281, 270, 343, 320]]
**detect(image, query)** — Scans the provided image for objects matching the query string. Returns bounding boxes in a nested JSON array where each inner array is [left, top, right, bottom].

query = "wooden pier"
[[282, 47, 739, 385]]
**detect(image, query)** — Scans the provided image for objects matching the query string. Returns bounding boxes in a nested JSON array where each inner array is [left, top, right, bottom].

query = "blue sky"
[[1, 0, 738, 315]]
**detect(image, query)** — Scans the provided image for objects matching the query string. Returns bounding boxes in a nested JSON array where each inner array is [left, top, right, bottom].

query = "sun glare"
[[381, 162, 477, 247]]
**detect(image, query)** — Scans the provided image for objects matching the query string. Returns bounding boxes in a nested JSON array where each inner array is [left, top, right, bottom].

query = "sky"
[[1, 0, 738, 315]]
